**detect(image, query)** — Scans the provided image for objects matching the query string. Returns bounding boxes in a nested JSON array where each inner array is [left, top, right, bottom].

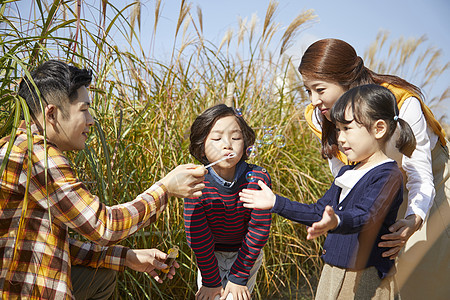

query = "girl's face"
[[204, 115, 244, 181], [335, 107, 383, 167], [302, 77, 346, 121]]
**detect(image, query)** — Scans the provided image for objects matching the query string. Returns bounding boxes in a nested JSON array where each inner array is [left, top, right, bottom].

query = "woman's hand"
[[379, 214, 422, 259]]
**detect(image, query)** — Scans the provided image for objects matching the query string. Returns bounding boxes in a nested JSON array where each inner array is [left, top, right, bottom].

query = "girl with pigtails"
[[240, 84, 417, 298]]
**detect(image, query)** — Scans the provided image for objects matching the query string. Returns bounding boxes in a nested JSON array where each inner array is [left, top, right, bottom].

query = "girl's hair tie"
[[393, 115, 399, 122]]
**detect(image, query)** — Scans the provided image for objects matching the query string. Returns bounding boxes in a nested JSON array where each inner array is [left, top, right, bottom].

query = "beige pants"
[[396, 143, 450, 299], [197, 251, 263, 300], [315, 264, 396, 300]]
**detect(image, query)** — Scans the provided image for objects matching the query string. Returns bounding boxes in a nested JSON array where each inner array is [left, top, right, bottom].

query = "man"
[[0, 60, 206, 299]]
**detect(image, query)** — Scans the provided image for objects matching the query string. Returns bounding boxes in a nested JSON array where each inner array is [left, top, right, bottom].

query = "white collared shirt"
[[335, 159, 395, 203]]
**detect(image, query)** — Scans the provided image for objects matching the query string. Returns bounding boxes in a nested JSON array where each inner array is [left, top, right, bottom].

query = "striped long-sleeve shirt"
[[0, 125, 168, 299], [184, 163, 272, 287]]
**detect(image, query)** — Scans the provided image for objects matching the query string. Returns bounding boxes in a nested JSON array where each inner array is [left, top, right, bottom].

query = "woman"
[[298, 38, 449, 299]]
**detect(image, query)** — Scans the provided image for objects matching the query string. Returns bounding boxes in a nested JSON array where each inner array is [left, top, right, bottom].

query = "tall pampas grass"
[[1, 1, 448, 299]]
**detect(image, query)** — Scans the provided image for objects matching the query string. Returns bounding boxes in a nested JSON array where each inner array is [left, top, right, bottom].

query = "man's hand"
[[307, 205, 339, 240], [220, 281, 251, 300], [160, 164, 207, 198], [379, 214, 423, 259], [125, 249, 179, 283], [195, 285, 223, 300]]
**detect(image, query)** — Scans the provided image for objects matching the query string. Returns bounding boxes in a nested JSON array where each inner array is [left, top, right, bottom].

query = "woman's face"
[[302, 77, 347, 121]]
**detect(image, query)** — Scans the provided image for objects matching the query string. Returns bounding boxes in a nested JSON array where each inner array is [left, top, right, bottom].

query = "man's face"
[[51, 86, 94, 151]]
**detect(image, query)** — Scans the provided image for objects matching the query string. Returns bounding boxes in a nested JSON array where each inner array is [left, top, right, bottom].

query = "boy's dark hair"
[[189, 104, 255, 165], [18, 60, 92, 119], [330, 84, 416, 157]]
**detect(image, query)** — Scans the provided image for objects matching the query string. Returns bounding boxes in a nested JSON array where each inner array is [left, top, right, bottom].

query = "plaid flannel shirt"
[[0, 125, 168, 299]]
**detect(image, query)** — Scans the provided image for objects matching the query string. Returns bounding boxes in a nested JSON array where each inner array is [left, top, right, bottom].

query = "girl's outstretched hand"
[[307, 205, 339, 240], [239, 180, 276, 210]]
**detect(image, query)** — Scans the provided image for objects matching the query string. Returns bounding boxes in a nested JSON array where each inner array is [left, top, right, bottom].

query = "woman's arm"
[[380, 97, 435, 258], [399, 97, 435, 220]]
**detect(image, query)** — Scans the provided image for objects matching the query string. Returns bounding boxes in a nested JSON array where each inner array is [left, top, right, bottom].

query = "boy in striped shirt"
[[185, 104, 272, 300]]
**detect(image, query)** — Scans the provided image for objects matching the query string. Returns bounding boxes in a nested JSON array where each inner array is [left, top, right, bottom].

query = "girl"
[[185, 104, 272, 300], [299, 38, 449, 299], [240, 84, 416, 299]]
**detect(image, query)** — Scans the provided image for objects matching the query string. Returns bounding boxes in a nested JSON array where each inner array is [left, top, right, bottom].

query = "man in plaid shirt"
[[0, 60, 207, 299]]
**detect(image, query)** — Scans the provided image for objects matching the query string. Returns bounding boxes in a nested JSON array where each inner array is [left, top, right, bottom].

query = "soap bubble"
[[255, 139, 263, 148], [262, 133, 273, 145], [274, 135, 286, 148], [246, 145, 258, 158], [263, 125, 273, 134], [236, 108, 242, 117], [246, 171, 257, 182]]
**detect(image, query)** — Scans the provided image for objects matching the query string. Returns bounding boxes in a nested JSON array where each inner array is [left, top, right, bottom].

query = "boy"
[[0, 60, 206, 299]]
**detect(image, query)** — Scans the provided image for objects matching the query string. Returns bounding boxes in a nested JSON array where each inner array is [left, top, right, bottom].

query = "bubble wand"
[[204, 152, 236, 168]]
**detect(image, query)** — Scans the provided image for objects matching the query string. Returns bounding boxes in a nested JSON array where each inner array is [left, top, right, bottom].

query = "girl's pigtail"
[[395, 118, 416, 157]]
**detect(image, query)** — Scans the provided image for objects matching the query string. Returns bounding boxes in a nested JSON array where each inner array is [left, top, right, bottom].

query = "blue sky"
[[137, 0, 450, 121]]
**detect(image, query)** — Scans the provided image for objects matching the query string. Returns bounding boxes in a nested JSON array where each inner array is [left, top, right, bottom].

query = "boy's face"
[[49, 86, 94, 151], [204, 115, 244, 180]]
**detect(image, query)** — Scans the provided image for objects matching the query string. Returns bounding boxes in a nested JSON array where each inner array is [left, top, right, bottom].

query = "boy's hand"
[[307, 205, 339, 240], [195, 285, 223, 300], [379, 214, 422, 259], [160, 164, 207, 198], [239, 180, 276, 210], [125, 249, 179, 283], [220, 281, 251, 300]]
